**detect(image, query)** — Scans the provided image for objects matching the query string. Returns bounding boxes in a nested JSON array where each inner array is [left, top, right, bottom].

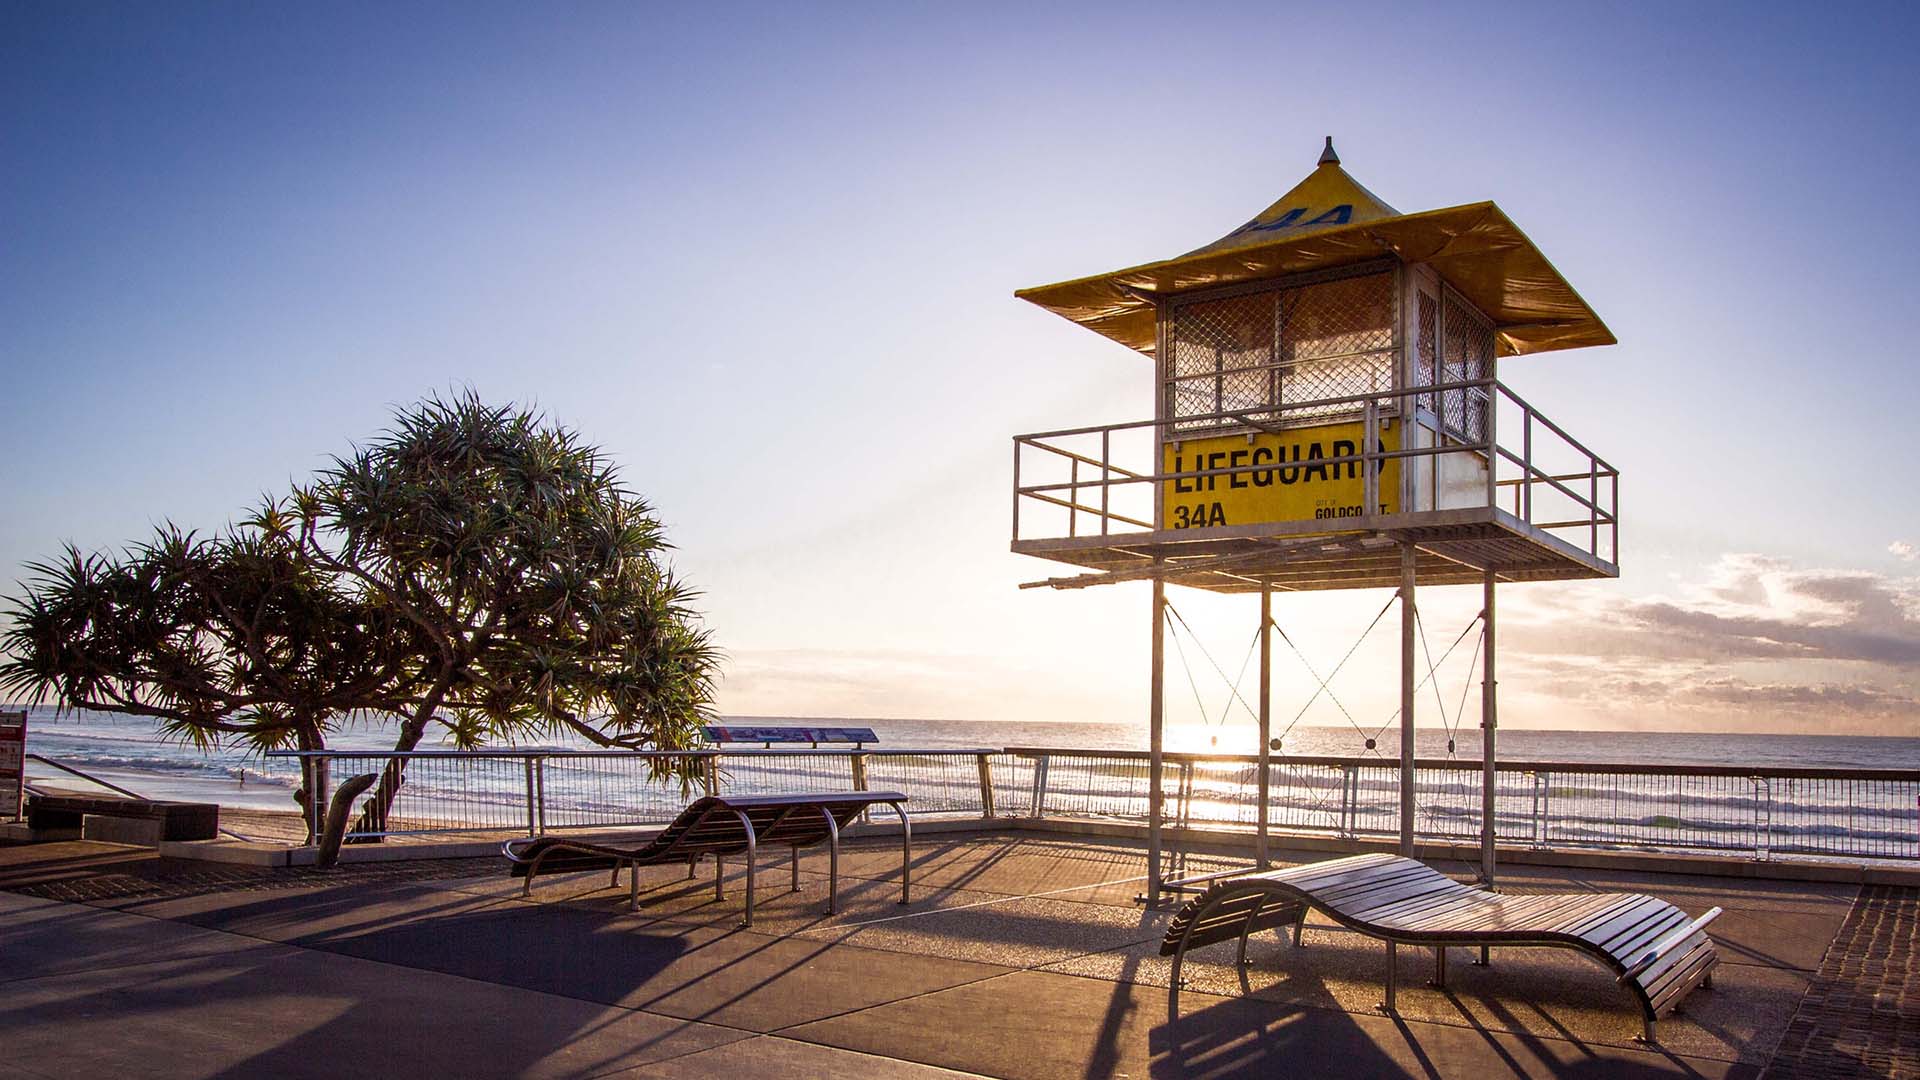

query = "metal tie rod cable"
[[1270, 591, 1400, 747], [1164, 602, 1263, 726], [1216, 627, 1261, 730], [1450, 618, 1487, 752], [1163, 608, 1214, 733], [1368, 610, 1484, 742], [1416, 607, 1454, 745]]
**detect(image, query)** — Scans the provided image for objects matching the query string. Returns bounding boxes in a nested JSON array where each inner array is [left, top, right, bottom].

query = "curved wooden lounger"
[[503, 791, 910, 926], [1162, 852, 1721, 1042]]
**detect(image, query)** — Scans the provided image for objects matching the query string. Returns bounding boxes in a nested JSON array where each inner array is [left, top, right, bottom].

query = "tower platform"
[[1014, 504, 1616, 593]]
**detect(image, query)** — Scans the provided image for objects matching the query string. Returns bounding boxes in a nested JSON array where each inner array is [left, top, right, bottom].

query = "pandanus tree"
[[1, 393, 720, 842], [0, 522, 424, 841], [288, 394, 721, 834]]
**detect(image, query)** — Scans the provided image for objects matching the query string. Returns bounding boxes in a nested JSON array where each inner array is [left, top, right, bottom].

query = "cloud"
[[1892, 540, 1918, 562], [1502, 554, 1920, 734]]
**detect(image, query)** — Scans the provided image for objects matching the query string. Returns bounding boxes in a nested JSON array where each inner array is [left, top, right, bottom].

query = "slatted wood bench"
[[1162, 852, 1722, 1042], [502, 791, 910, 926]]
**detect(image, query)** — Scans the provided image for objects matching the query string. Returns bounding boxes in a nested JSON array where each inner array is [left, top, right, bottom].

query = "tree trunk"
[[345, 708, 434, 843], [292, 723, 328, 845]]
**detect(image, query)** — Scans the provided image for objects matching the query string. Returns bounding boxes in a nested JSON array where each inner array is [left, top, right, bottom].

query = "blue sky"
[[4, 2, 1919, 739]]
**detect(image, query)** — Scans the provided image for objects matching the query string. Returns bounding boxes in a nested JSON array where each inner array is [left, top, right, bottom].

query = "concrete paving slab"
[[470, 857, 1069, 940], [794, 890, 1168, 969], [0, 938, 746, 1080], [823, 835, 1153, 896], [784, 968, 1759, 1080], [114, 878, 529, 946], [623, 1035, 991, 1079], [1707, 906, 1847, 971], [115, 876, 1018, 1032], [0, 892, 284, 985], [619, 932, 1013, 1031]]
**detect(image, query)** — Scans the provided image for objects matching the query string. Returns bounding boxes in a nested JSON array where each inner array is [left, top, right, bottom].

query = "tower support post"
[[1147, 574, 1167, 903], [1257, 583, 1273, 869], [1399, 542, 1417, 856], [1481, 570, 1498, 886]]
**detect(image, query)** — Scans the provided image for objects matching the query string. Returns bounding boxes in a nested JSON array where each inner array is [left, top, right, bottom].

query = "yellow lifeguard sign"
[[1006, 138, 1623, 901], [1161, 421, 1400, 530]]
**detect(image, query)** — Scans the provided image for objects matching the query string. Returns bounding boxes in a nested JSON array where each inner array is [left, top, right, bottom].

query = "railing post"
[[1589, 456, 1599, 556], [1030, 754, 1050, 818], [1753, 776, 1772, 861], [523, 757, 538, 838], [1069, 457, 1079, 538], [1533, 771, 1551, 849], [704, 755, 720, 798], [1483, 380, 1498, 511], [1522, 411, 1534, 523], [976, 754, 996, 818], [534, 757, 546, 835], [1341, 764, 1358, 838], [850, 752, 870, 792], [1611, 471, 1621, 564], [1100, 429, 1111, 535], [1012, 438, 1026, 544], [1363, 400, 1379, 516]]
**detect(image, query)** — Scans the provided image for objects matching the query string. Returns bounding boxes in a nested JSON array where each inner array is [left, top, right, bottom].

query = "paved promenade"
[[0, 835, 1910, 1078]]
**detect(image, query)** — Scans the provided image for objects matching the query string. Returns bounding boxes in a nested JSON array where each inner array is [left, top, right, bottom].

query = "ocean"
[[15, 705, 1920, 815]]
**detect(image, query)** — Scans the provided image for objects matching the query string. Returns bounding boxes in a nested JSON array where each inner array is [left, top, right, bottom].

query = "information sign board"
[[0, 710, 25, 819]]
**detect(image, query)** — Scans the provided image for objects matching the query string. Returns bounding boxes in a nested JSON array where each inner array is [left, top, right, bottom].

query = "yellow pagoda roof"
[[1016, 139, 1614, 357]]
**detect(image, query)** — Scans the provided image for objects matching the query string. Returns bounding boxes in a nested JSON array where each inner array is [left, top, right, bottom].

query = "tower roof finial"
[[1318, 136, 1339, 166]]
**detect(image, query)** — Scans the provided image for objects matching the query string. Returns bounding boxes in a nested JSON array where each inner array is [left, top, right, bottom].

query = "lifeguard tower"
[[1011, 139, 1618, 901]]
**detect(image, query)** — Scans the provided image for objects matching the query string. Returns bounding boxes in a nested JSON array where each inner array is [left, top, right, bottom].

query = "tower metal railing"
[[1012, 377, 1618, 566]]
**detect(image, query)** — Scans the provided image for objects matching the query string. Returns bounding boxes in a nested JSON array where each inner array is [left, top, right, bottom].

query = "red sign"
[[0, 710, 24, 819]]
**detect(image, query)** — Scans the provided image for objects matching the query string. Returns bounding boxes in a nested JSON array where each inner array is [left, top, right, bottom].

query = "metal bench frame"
[[503, 791, 911, 926], [1163, 853, 1721, 1043]]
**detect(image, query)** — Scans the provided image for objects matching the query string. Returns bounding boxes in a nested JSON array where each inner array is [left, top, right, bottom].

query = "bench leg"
[[629, 863, 639, 912], [611, 863, 621, 888], [1430, 946, 1447, 988], [1378, 942, 1398, 1013], [1293, 907, 1306, 947], [1237, 897, 1267, 968], [1638, 1018, 1656, 1044], [687, 856, 697, 880], [1476, 944, 1490, 967], [818, 807, 841, 915], [1702, 969, 1714, 990], [1167, 891, 1223, 1023], [714, 853, 725, 900], [792, 845, 801, 891], [731, 810, 758, 927], [887, 800, 912, 906]]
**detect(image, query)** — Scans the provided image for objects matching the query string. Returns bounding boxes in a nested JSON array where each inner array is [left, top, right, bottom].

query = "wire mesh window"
[[1411, 287, 1494, 444], [1165, 269, 1396, 432], [1415, 291, 1438, 415]]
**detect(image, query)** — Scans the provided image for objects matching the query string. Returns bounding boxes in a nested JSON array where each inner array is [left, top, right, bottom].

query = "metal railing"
[[262, 745, 1920, 864], [265, 748, 1003, 842], [1012, 378, 1619, 564], [1006, 749, 1920, 864]]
